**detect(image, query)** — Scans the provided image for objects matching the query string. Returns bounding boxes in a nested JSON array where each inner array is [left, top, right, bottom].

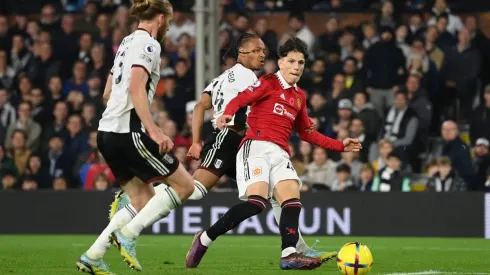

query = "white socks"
[[121, 186, 181, 239], [187, 181, 208, 200], [200, 231, 213, 247], [270, 198, 309, 253], [87, 204, 137, 259], [281, 247, 297, 258]]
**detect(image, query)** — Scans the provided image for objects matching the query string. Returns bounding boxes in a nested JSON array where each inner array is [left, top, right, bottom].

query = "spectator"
[[338, 29, 356, 61], [325, 99, 353, 139], [63, 61, 89, 95], [74, 1, 99, 34], [465, 15, 490, 88], [370, 139, 393, 173], [287, 12, 315, 58], [337, 151, 363, 183], [5, 101, 42, 151], [231, 12, 250, 37], [427, 156, 467, 192], [325, 74, 348, 118], [307, 58, 328, 92], [403, 74, 432, 131], [21, 176, 38, 191], [364, 26, 406, 117], [375, 0, 399, 30], [30, 87, 50, 126], [41, 101, 69, 151], [442, 28, 480, 121], [0, 88, 16, 130], [382, 91, 419, 150], [372, 152, 411, 192], [253, 18, 278, 58], [42, 135, 69, 182], [47, 75, 65, 104], [353, 92, 380, 140], [167, 8, 196, 45], [361, 23, 379, 50], [95, 13, 112, 51], [473, 138, 490, 191], [305, 146, 337, 189], [8, 129, 31, 175], [330, 164, 354, 192], [470, 85, 490, 144], [93, 173, 112, 191], [22, 154, 50, 188], [342, 57, 364, 98], [54, 14, 79, 67], [0, 15, 11, 52], [289, 143, 306, 177], [424, 26, 445, 71], [427, 0, 464, 35], [307, 93, 328, 132], [298, 141, 313, 170], [407, 13, 425, 41], [358, 163, 375, 191], [89, 44, 110, 81], [0, 144, 17, 177], [52, 176, 68, 190], [27, 42, 62, 89], [10, 34, 33, 75], [84, 151, 114, 190], [348, 118, 372, 162], [81, 102, 98, 130], [434, 120, 475, 187], [434, 14, 457, 52], [39, 4, 60, 33], [161, 77, 186, 127], [86, 74, 104, 113], [0, 50, 15, 90], [315, 17, 343, 57]]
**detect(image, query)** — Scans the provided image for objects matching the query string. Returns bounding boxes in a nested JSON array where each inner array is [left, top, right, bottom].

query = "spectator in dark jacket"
[[442, 28, 480, 121], [342, 57, 364, 98], [427, 156, 467, 192], [404, 74, 432, 131], [439, 120, 475, 187], [473, 138, 490, 191], [465, 15, 490, 88], [307, 92, 328, 132], [470, 86, 490, 144], [352, 92, 380, 140], [364, 26, 406, 117], [27, 42, 62, 89], [372, 152, 411, 192], [434, 14, 457, 52]]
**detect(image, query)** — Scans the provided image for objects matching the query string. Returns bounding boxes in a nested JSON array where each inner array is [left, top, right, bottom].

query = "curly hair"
[[278, 37, 308, 60]]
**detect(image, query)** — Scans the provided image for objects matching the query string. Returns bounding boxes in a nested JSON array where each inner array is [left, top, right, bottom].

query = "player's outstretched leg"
[[270, 198, 337, 261], [76, 253, 115, 275], [186, 182, 270, 268], [112, 164, 195, 270]]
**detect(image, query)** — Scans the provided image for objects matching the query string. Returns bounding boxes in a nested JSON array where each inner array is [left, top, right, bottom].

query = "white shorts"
[[236, 140, 302, 200]]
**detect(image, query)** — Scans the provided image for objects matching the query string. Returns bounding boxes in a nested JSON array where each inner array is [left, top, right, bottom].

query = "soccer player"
[[110, 33, 336, 260], [186, 37, 362, 270], [76, 1, 199, 274]]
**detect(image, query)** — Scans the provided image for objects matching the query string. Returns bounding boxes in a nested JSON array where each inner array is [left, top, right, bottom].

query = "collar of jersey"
[[136, 28, 154, 39], [275, 71, 298, 91]]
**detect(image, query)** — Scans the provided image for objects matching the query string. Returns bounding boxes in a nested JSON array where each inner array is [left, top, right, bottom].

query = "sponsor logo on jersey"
[[252, 166, 262, 176], [139, 54, 152, 63], [162, 154, 174, 164], [273, 103, 296, 120], [227, 71, 235, 83], [144, 44, 155, 55], [214, 159, 223, 169]]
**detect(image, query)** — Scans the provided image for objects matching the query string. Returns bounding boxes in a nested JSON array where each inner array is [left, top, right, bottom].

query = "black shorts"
[[97, 130, 179, 184], [199, 128, 244, 179]]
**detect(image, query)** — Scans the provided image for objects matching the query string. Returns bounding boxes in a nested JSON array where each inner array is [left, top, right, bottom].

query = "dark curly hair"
[[223, 32, 260, 60], [278, 37, 309, 60]]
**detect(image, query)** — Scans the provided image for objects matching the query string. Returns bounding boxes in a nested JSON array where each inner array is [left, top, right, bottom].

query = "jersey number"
[[213, 79, 225, 112], [114, 49, 126, 85]]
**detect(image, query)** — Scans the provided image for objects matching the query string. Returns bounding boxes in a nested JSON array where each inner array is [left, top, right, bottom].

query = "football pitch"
[[0, 235, 489, 275]]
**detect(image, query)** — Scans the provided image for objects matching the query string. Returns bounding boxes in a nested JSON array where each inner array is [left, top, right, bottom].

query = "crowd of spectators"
[[0, 0, 489, 193]]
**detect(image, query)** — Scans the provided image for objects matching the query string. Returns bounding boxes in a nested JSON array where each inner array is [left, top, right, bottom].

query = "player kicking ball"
[[109, 33, 337, 260], [76, 1, 201, 274], [185, 37, 362, 270]]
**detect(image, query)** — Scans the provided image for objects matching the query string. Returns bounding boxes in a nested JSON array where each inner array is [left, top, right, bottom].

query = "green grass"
[[0, 235, 489, 275]]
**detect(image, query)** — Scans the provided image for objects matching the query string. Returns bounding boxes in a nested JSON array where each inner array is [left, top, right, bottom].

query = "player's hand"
[[216, 115, 232, 130], [342, 138, 362, 152], [187, 143, 202, 160], [149, 127, 174, 153], [307, 118, 318, 132]]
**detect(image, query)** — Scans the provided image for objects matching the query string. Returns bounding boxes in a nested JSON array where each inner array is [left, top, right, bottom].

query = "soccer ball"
[[336, 242, 373, 275]]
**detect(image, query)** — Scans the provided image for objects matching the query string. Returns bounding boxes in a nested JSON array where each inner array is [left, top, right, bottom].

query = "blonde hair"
[[130, 0, 173, 21]]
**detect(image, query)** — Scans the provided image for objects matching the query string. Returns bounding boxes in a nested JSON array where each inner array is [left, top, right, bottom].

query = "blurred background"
[[0, 0, 489, 196]]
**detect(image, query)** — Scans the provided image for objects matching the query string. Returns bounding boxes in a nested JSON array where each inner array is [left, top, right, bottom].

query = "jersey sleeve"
[[294, 92, 345, 152], [223, 77, 270, 117], [127, 38, 160, 77], [202, 81, 215, 96]]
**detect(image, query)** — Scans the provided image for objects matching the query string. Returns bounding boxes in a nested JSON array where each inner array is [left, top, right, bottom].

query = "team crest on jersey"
[[252, 166, 262, 176], [297, 97, 302, 108], [162, 153, 174, 164], [144, 44, 155, 55], [214, 159, 223, 169]]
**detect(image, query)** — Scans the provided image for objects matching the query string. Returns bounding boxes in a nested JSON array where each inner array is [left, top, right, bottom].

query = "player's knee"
[[246, 195, 269, 214]]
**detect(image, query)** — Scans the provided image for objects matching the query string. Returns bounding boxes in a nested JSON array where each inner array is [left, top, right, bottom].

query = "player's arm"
[[129, 68, 157, 133], [217, 80, 269, 128], [187, 92, 212, 159], [294, 98, 345, 152], [102, 73, 113, 105]]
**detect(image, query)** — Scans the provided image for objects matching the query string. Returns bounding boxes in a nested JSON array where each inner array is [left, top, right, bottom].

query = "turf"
[[0, 235, 488, 275]]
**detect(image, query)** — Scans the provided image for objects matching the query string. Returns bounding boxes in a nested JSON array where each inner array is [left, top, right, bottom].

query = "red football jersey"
[[223, 72, 344, 156]]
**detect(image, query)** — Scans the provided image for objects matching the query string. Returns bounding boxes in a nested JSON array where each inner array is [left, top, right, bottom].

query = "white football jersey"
[[98, 29, 161, 133], [203, 63, 258, 129]]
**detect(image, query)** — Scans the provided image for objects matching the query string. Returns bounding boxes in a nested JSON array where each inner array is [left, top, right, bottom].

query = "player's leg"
[[186, 140, 270, 268], [269, 198, 337, 259]]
